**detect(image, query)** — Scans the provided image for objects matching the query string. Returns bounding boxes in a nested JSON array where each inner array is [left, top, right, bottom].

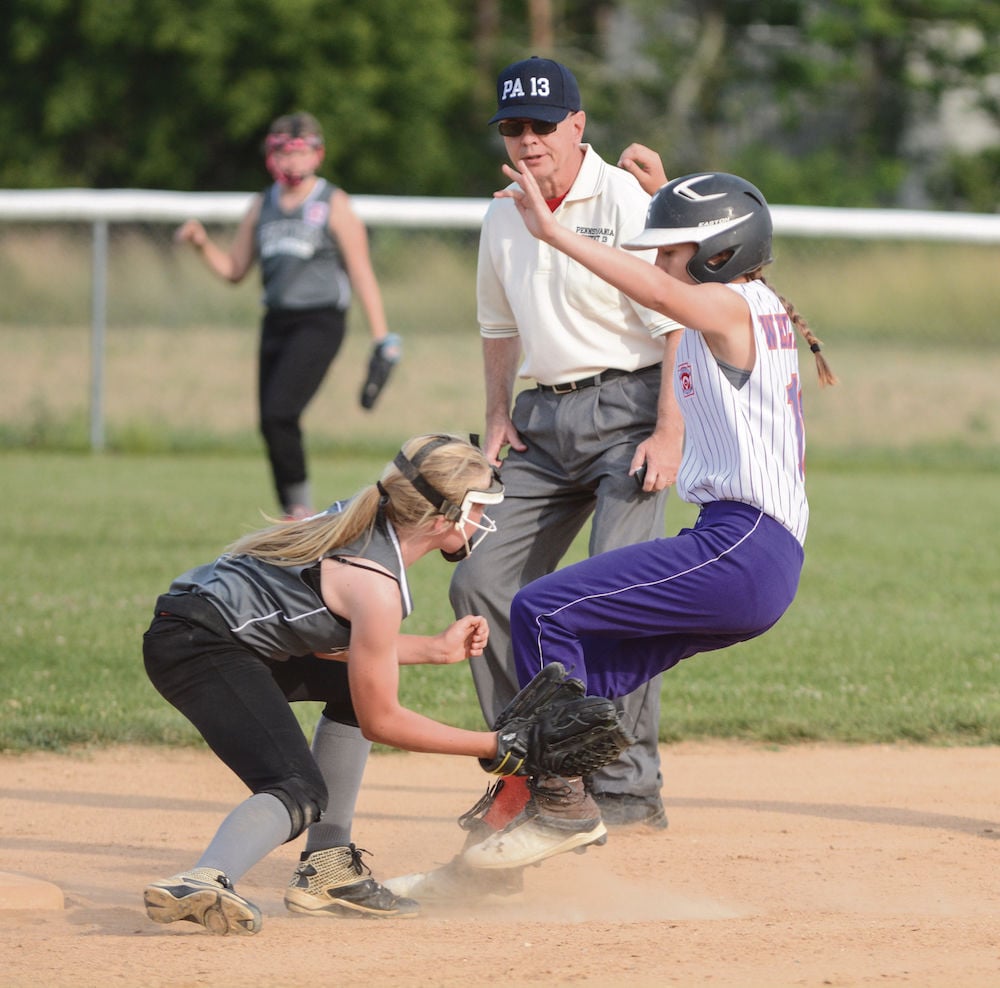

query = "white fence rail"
[[3, 189, 999, 449], [3, 188, 1000, 240]]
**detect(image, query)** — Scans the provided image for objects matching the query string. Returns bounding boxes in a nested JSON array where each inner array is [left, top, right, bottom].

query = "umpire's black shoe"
[[592, 791, 669, 830]]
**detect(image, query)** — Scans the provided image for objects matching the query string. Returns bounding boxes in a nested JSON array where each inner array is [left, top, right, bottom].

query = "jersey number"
[[785, 373, 806, 478]]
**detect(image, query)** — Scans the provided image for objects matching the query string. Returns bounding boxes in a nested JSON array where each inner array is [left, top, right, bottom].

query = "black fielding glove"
[[359, 333, 402, 410]]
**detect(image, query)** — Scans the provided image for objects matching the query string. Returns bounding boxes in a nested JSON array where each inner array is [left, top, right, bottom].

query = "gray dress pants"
[[450, 363, 669, 797]]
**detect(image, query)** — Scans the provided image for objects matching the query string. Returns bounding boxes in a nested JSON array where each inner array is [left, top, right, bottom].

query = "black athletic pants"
[[258, 305, 346, 512], [142, 594, 357, 799]]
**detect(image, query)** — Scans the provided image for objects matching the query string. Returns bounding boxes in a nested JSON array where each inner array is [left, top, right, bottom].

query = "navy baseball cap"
[[488, 56, 582, 125]]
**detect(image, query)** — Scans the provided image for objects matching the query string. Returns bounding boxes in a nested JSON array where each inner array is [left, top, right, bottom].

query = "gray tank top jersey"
[[163, 508, 412, 660], [256, 178, 351, 311]]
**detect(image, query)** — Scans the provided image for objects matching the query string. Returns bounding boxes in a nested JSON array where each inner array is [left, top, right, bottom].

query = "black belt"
[[535, 364, 659, 395]]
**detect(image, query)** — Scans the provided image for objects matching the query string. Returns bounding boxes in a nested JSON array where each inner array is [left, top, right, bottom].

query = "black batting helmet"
[[623, 172, 773, 284]]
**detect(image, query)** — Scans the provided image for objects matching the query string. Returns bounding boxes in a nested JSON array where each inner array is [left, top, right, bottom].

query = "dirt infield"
[[1, 743, 997, 988]]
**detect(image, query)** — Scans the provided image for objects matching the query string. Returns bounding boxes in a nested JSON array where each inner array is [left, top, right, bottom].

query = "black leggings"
[[142, 602, 356, 820], [258, 305, 346, 511]]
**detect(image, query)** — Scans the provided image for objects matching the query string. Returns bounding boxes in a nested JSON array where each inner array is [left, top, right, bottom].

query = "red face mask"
[[264, 134, 324, 187]]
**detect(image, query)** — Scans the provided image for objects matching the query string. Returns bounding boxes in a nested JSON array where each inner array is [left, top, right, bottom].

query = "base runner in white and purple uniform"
[[461, 154, 838, 870]]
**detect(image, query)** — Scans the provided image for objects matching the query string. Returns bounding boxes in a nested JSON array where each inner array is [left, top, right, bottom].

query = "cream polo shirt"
[[477, 143, 679, 386]]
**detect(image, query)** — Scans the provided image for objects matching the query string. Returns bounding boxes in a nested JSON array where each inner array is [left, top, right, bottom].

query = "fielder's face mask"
[[264, 133, 324, 187], [392, 437, 504, 562]]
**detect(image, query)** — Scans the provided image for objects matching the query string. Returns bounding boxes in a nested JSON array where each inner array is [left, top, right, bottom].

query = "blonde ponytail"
[[223, 435, 494, 566]]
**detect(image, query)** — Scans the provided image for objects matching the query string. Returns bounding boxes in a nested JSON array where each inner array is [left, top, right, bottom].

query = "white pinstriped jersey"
[[674, 280, 809, 544]]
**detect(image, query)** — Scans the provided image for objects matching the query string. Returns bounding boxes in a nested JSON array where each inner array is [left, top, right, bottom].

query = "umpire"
[[450, 56, 684, 831]]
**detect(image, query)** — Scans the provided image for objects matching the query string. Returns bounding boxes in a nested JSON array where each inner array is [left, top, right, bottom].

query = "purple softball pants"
[[510, 500, 804, 699]]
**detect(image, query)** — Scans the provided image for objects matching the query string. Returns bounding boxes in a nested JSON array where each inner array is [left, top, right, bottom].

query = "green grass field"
[[1, 448, 996, 752], [1, 230, 998, 752]]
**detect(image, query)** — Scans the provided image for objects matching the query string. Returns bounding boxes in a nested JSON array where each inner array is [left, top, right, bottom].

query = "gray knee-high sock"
[[304, 715, 372, 852], [196, 792, 291, 883]]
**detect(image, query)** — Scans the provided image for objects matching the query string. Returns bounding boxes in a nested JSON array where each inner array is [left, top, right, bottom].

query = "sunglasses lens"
[[498, 119, 558, 137]]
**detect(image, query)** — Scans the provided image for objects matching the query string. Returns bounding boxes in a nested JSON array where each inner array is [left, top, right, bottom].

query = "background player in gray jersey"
[[175, 112, 399, 519], [458, 153, 837, 869], [141, 435, 508, 934]]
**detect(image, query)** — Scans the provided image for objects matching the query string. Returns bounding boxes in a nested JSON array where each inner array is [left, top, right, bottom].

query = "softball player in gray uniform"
[[461, 161, 837, 869], [175, 112, 396, 519], [141, 435, 505, 934]]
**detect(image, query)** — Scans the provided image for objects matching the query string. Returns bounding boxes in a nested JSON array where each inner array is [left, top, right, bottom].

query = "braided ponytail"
[[754, 273, 838, 387]]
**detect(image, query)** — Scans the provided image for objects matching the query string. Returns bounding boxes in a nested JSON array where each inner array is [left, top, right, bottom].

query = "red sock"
[[482, 776, 530, 830]]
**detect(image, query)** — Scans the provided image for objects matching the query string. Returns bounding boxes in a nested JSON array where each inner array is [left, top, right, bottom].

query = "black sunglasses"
[[497, 118, 559, 138]]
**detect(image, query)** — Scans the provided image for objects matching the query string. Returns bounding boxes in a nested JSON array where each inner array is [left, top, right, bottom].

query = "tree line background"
[[0, 0, 997, 210]]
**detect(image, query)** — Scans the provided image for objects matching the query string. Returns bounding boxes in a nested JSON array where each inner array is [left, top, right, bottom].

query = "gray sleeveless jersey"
[[163, 507, 412, 660], [256, 178, 351, 311]]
